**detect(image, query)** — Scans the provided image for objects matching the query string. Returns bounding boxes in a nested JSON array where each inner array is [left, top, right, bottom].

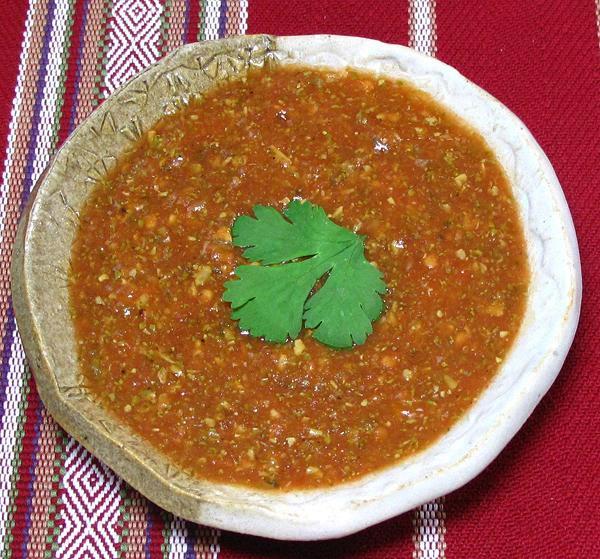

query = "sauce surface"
[[70, 64, 528, 489]]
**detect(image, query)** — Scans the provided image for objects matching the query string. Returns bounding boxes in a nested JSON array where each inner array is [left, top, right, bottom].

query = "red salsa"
[[70, 64, 529, 489]]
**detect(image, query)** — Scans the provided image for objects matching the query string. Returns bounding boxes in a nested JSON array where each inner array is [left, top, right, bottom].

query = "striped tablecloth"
[[0, 1, 598, 558]]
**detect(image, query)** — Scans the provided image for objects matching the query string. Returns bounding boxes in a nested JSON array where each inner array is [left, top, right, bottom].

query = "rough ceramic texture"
[[11, 35, 581, 540]]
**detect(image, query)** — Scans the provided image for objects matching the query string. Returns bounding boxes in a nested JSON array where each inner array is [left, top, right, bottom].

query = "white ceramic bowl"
[[12, 35, 581, 540]]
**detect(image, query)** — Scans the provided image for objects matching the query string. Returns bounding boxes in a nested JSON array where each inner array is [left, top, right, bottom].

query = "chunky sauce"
[[70, 65, 528, 489]]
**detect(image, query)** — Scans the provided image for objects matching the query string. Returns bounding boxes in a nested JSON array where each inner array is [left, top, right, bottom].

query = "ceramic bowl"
[[11, 35, 581, 540]]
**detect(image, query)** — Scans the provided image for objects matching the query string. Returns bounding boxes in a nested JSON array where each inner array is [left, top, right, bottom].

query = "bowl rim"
[[11, 34, 582, 540]]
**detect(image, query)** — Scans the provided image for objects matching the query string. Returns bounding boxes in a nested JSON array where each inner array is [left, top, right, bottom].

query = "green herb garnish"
[[222, 200, 386, 348]]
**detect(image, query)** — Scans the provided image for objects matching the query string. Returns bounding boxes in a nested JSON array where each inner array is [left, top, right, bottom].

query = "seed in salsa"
[[70, 63, 529, 489]]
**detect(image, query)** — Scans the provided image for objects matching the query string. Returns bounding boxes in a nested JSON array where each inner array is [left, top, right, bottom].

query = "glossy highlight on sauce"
[[70, 64, 529, 489]]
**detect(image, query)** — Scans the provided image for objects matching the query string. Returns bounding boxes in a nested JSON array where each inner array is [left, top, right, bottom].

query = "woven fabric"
[[0, 1, 597, 558]]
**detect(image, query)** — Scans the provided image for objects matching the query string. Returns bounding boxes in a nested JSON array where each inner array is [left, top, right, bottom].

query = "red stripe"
[[186, 0, 201, 43], [436, 1, 599, 558], [0, 0, 28, 183], [114, 491, 126, 559], [247, 0, 409, 45], [49, 429, 68, 557], [57, 0, 88, 144], [147, 505, 167, 557], [220, 514, 414, 559], [8, 375, 40, 559]]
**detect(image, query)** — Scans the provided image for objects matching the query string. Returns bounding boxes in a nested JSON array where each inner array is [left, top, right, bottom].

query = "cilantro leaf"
[[222, 200, 387, 348], [232, 201, 356, 265], [304, 243, 385, 347], [222, 262, 318, 342]]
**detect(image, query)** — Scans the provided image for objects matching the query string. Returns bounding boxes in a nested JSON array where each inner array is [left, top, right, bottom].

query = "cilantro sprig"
[[222, 200, 386, 348]]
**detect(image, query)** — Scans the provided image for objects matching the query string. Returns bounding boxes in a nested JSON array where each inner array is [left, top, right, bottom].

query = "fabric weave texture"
[[0, 1, 597, 558]]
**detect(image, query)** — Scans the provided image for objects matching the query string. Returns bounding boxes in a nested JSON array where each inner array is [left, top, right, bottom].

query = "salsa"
[[70, 64, 529, 489]]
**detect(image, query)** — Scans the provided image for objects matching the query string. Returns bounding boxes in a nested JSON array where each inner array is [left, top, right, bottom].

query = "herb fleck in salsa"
[[70, 65, 529, 489]]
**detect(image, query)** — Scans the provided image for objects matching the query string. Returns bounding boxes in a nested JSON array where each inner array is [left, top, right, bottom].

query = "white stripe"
[[408, 4, 444, 556], [203, 0, 222, 40], [0, 329, 29, 553], [408, 0, 437, 56], [0, 0, 38, 250], [167, 517, 188, 559], [238, 0, 249, 35], [31, 0, 74, 188], [595, 0, 600, 49], [412, 497, 447, 559]]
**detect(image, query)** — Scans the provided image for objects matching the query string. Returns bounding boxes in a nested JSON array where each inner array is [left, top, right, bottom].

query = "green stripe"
[[117, 487, 129, 559], [159, 0, 169, 56], [51, 429, 69, 558], [1, 368, 31, 559], [49, 0, 76, 155], [161, 513, 172, 558], [198, 1, 207, 42], [95, 0, 114, 103]]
